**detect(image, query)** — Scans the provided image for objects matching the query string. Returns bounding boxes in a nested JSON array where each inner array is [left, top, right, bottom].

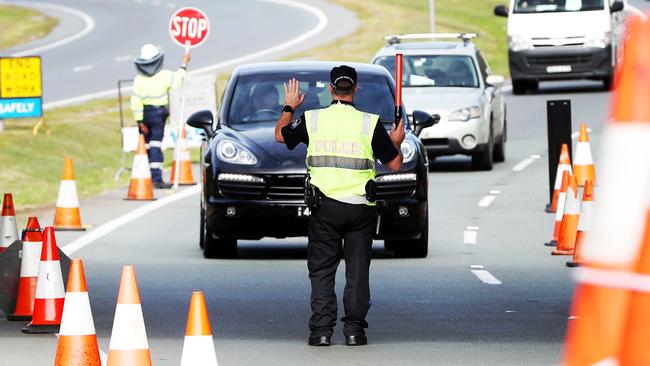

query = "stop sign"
[[169, 7, 210, 48]]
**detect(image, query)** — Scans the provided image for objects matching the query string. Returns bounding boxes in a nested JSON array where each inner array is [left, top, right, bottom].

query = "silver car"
[[372, 34, 507, 170]]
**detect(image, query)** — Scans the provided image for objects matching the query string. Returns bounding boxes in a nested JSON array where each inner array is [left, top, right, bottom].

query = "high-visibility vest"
[[305, 103, 378, 205], [130, 68, 186, 121]]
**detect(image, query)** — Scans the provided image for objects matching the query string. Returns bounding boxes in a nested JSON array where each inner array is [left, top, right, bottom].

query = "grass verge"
[[0, 5, 58, 50], [2, 0, 507, 212]]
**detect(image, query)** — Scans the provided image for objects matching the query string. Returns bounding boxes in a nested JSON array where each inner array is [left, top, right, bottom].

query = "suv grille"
[[218, 174, 305, 201], [376, 180, 417, 199], [526, 54, 593, 66]]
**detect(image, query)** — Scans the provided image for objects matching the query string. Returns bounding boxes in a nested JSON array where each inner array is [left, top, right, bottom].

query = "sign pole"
[[429, 0, 436, 33], [0, 119, 4, 133], [172, 41, 191, 191]]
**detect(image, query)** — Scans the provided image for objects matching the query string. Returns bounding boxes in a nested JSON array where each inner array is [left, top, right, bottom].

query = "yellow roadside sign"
[[0, 57, 42, 98]]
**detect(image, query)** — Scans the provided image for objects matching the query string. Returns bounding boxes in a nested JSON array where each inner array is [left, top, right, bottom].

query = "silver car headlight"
[[401, 140, 417, 163], [509, 35, 533, 52], [584, 32, 611, 49], [448, 106, 481, 122], [216, 139, 258, 165]]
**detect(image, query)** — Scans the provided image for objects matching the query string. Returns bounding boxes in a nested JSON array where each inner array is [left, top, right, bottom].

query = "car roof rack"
[[384, 33, 479, 46]]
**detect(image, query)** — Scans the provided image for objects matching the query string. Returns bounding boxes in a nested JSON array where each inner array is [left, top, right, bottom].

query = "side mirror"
[[610, 1, 624, 12], [187, 110, 215, 139], [486, 75, 505, 86], [494, 5, 509, 17], [412, 110, 440, 137]]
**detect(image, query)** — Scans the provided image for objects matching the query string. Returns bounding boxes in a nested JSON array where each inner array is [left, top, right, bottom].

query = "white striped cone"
[[53, 158, 84, 231], [574, 124, 597, 187], [0, 193, 19, 252], [553, 176, 581, 255], [8, 218, 43, 320], [127, 135, 155, 200], [180, 292, 219, 366]]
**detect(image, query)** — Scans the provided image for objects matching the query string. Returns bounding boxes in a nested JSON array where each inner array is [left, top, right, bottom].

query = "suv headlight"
[[584, 32, 611, 49], [509, 35, 533, 52], [216, 139, 258, 165], [448, 106, 481, 122], [401, 140, 417, 163]]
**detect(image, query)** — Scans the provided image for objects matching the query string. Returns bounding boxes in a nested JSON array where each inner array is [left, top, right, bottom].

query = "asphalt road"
[[2, 1, 650, 365]]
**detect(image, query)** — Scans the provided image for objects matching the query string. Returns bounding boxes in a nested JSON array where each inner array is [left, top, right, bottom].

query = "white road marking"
[[512, 154, 541, 172], [73, 64, 94, 72], [478, 195, 496, 208], [469, 265, 484, 269], [505, 310, 516, 313], [61, 185, 200, 255], [471, 269, 502, 285], [464, 226, 479, 245], [8, 1, 95, 57], [489, 190, 501, 195], [43, 0, 329, 110], [114, 55, 133, 63]]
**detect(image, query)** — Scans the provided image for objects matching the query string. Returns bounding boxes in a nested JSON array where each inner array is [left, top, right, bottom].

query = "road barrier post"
[[546, 100, 572, 212]]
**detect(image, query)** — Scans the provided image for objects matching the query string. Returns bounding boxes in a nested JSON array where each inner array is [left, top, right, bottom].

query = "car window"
[[226, 71, 400, 130], [513, 0, 604, 13], [374, 55, 480, 88], [476, 51, 490, 82]]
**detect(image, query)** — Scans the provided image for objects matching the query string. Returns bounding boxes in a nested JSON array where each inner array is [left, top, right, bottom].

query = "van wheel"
[[512, 79, 527, 95]]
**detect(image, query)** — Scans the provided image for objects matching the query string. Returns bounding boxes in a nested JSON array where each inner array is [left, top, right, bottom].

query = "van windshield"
[[513, 0, 604, 13]]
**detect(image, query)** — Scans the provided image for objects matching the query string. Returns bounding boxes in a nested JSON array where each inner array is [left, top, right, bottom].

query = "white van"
[[494, 0, 626, 94]]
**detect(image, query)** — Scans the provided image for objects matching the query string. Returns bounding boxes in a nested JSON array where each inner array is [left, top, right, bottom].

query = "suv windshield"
[[227, 71, 398, 131], [374, 55, 479, 88], [513, 0, 604, 13]]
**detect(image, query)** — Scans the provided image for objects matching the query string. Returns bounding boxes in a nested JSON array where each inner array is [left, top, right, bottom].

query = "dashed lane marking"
[[478, 195, 496, 208], [512, 154, 541, 172], [114, 55, 132, 63], [464, 226, 479, 245], [471, 269, 502, 285], [73, 64, 94, 72]]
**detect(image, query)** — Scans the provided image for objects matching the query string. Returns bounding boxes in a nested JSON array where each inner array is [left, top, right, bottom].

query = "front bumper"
[[509, 46, 613, 81], [418, 117, 487, 157]]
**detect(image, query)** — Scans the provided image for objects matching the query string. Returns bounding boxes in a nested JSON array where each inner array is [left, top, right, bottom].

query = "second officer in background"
[[131, 43, 190, 189]]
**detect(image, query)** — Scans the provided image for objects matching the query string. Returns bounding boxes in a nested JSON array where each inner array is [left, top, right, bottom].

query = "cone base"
[[176, 182, 197, 186], [544, 203, 554, 213], [123, 198, 157, 201], [54, 226, 86, 232], [566, 261, 582, 268], [552, 250, 574, 256], [7, 314, 32, 321], [22, 323, 60, 334], [545, 240, 557, 247]]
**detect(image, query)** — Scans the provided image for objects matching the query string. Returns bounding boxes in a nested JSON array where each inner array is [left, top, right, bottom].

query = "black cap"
[[330, 65, 357, 91]]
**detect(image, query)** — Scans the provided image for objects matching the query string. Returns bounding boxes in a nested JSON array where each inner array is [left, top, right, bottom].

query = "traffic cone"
[[180, 291, 219, 366], [106, 265, 152, 366], [548, 144, 573, 213], [563, 15, 650, 365], [7, 217, 43, 321], [54, 259, 101, 366], [23, 227, 65, 334], [546, 171, 570, 247], [126, 135, 155, 201], [573, 123, 596, 187], [0, 193, 19, 253], [553, 174, 580, 256], [567, 181, 595, 267], [53, 157, 85, 231], [171, 126, 196, 186]]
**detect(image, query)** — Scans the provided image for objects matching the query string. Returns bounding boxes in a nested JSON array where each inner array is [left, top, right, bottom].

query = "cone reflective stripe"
[[0, 193, 19, 253], [180, 291, 219, 366], [23, 227, 65, 334], [7, 217, 43, 321], [53, 158, 85, 231], [107, 266, 152, 366], [567, 181, 595, 267], [553, 175, 581, 256], [55, 259, 101, 366], [551, 144, 573, 213], [171, 126, 196, 186], [563, 15, 650, 365], [547, 171, 570, 247], [573, 123, 596, 187], [127, 135, 155, 201]]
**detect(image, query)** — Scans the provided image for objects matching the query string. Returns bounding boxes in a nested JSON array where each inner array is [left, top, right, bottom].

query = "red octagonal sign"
[[169, 7, 210, 48]]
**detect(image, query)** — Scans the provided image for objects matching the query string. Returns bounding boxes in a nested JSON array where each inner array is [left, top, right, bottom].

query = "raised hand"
[[283, 78, 305, 110]]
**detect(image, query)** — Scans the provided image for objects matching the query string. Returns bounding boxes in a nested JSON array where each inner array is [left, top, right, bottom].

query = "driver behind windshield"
[[247, 84, 280, 121]]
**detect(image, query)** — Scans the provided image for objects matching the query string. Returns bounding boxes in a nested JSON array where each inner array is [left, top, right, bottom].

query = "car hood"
[[508, 10, 611, 40], [403, 87, 483, 115]]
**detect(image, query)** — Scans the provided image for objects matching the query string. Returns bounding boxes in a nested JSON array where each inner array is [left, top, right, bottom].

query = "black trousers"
[[308, 197, 376, 337]]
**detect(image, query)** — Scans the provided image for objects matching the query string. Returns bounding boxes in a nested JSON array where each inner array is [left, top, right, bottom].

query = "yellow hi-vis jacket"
[[305, 103, 378, 205], [130, 68, 186, 121]]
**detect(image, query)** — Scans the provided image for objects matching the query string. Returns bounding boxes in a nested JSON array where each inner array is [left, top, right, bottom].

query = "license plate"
[[546, 65, 572, 73], [297, 207, 311, 217]]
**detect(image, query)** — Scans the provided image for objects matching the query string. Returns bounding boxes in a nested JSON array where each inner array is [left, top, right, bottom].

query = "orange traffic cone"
[[106, 265, 152, 366], [54, 259, 101, 366], [573, 123, 596, 187], [171, 126, 196, 186], [7, 217, 43, 321], [0, 193, 19, 253], [126, 135, 155, 201], [553, 174, 580, 256], [563, 14, 650, 365], [53, 157, 85, 231], [23, 227, 65, 334], [567, 181, 595, 267], [180, 291, 219, 366], [549, 144, 573, 213], [546, 171, 570, 247]]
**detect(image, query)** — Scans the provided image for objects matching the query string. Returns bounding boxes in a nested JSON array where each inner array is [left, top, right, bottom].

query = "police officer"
[[131, 44, 191, 189], [274, 66, 405, 346]]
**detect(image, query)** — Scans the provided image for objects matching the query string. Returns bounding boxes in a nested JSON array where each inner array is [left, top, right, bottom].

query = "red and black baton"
[[394, 53, 403, 126]]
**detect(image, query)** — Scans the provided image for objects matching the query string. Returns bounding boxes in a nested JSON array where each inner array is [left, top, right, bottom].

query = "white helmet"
[[134, 44, 164, 76]]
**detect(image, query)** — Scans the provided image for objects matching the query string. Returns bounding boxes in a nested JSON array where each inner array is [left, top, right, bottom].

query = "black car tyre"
[[387, 214, 429, 258], [493, 119, 507, 163], [201, 209, 237, 259], [199, 208, 205, 249], [512, 79, 527, 95], [472, 129, 494, 171]]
